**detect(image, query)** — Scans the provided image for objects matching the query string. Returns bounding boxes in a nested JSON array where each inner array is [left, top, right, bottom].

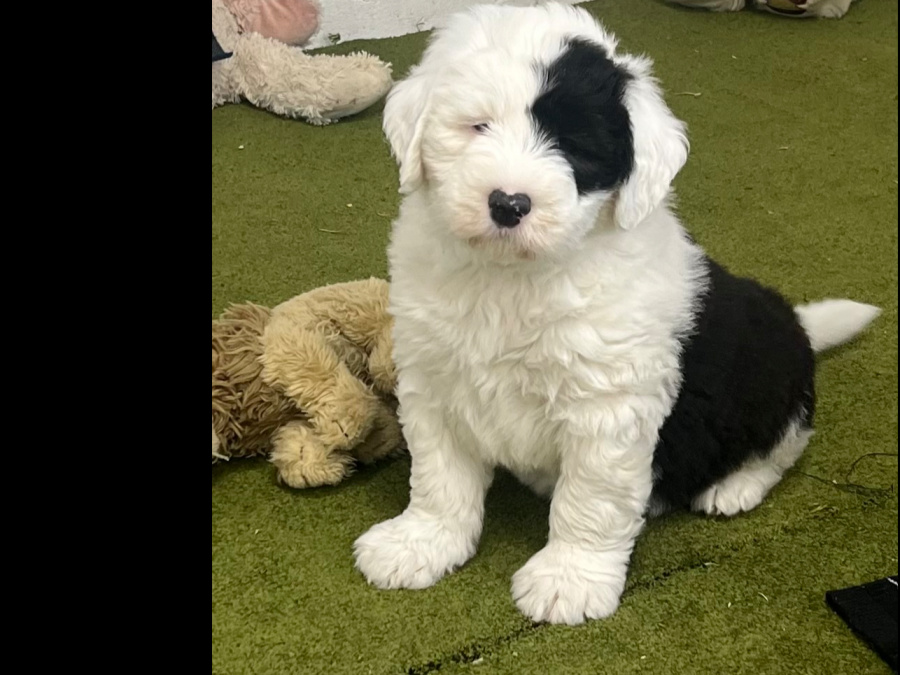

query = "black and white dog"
[[353, 3, 880, 625]]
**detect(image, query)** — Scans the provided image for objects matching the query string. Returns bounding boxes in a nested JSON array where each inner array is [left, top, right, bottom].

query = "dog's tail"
[[795, 299, 881, 353]]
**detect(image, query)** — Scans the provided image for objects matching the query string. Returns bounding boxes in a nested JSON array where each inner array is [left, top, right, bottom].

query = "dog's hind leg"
[[692, 418, 813, 516]]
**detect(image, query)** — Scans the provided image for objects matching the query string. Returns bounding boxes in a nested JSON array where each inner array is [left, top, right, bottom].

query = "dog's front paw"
[[354, 513, 476, 590], [511, 543, 627, 625]]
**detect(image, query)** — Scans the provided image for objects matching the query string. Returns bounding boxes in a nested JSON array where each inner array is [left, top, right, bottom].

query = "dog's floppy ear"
[[383, 69, 432, 194], [615, 72, 689, 231]]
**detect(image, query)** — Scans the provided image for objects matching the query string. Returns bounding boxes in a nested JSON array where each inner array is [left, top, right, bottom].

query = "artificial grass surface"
[[211, 1, 898, 673]]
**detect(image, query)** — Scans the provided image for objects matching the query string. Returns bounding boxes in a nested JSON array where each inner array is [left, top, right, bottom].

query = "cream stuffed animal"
[[212, 278, 403, 488], [669, 0, 855, 18], [212, 0, 393, 124]]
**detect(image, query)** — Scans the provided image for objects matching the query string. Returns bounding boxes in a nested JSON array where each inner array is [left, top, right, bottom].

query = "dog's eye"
[[472, 123, 490, 133]]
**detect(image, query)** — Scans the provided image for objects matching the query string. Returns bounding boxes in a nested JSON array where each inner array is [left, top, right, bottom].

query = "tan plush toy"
[[211, 278, 404, 488]]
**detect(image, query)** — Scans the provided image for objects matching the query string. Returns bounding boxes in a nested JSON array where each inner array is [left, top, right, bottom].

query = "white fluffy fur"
[[796, 300, 882, 353], [353, 3, 875, 626]]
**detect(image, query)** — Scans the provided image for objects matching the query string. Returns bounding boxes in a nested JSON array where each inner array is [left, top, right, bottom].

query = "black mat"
[[827, 576, 899, 671]]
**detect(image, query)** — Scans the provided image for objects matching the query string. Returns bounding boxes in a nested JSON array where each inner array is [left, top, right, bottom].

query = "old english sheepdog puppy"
[[353, 3, 880, 625]]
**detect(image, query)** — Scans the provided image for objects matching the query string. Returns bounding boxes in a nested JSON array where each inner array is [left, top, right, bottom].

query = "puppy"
[[353, 3, 879, 625]]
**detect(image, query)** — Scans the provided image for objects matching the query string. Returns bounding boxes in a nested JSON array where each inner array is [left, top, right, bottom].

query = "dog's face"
[[383, 4, 689, 261]]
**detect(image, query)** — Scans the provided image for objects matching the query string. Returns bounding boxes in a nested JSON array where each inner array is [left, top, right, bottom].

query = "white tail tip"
[[795, 299, 881, 353]]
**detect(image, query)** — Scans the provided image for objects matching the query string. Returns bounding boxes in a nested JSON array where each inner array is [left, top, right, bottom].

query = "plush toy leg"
[[261, 327, 381, 450], [368, 325, 397, 396], [270, 421, 354, 488], [307, 372, 381, 451], [231, 32, 393, 124], [353, 400, 404, 465]]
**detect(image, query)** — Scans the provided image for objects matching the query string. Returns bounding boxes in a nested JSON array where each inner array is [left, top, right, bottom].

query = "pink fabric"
[[223, 0, 320, 46]]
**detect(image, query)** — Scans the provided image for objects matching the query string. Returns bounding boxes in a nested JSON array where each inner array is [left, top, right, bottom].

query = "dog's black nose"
[[488, 189, 531, 228]]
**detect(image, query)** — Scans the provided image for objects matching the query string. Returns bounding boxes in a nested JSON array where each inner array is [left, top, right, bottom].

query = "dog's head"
[[383, 4, 688, 260]]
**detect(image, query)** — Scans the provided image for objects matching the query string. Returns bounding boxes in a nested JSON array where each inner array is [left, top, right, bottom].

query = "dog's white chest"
[[421, 323, 566, 486], [391, 264, 619, 483], [388, 202, 696, 495]]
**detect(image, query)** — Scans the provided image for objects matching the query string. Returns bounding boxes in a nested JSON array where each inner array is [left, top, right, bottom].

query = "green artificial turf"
[[212, 1, 898, 673]]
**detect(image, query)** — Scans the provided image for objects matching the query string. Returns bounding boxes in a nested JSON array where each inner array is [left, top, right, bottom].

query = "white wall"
[[307, 0, 582, 48]]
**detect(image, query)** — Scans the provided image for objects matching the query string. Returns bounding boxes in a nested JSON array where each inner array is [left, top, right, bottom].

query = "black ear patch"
[[531, 38, 634, 195]]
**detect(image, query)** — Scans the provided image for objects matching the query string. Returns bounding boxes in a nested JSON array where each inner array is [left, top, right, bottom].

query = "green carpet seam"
[[401, 490, 895, 674], [401, 556, 735, 674]]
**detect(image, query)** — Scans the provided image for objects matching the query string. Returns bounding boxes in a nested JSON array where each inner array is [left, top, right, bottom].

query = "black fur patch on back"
[[531, 38, 634, 194], [650, 257, 817, 512]]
